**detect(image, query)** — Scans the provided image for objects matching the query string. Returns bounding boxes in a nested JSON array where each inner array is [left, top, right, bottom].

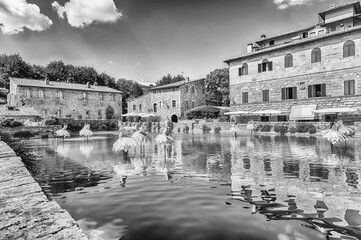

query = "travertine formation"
[[0, 141, 88, 240]]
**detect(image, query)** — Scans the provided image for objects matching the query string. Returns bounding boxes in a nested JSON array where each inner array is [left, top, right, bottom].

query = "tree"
[[0, 54, 33, 88], [205, 68, 230, 106], [132, 82, 144, 98], [155, 74, 186, 86], [44, 60, 68, 82]]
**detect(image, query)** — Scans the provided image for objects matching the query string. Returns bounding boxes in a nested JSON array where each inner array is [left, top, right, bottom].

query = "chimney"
[[247, 43, 254, 53], [45, 77, 49, 85], [261, 34, 266, 39], [86, 82, 91, 88]]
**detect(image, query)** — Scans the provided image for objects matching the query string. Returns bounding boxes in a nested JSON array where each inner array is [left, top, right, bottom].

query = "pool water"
[[25, 133, 361, 240]]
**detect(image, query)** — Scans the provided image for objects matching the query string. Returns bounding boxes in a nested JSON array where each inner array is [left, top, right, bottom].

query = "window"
[[57, 110, 62, 118], [308, 84, 326, 98], [277, 116, 287, 122], [191, 101, 195, 109], [98, 110, 102, 119], [242, 92, 248, 103], [238, 63, 248, 76], [112, 94, 116, 101], [139, 104, 142, 111], [343, 40, 355, 58], [39, 90, 44, 98], [302, 32, 308, 38], [262, 89, 269, 102], [344, 80, 355, 95], [26, 89, 31, 98], [281, 87, 297, 100], [185, 85, 189, 92], [310, 32, 316, 37], [258, 59, 273, 72], [202, 88, 205, 94], [159, 101, 162, 109], [311, 48, 321, 63], [172, 100, 176, 108], [153, 103, 157, 113], [58, 91, 63, 99], [284, 54, 293, 68], [269, 40, 274, 46], [133, 105, 136, 110], [190, 86, 194, 93], [83, 92, 88, 100], [86, 110, 90, 119], [100, 94, 104, 101], [318, 30, 325, 35], [185, 101, 189, 110], [330, 26, 336, 32], [261, 116, 269, 122]]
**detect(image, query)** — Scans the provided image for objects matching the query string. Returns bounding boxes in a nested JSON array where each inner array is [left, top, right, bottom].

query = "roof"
[[151, 78, 204, 90], [255, 25, 317, 44], [224, 25, 361, 64], [11, 78, 122, 94], [319, 1, 361, 19], [187, 105, 230, 113]]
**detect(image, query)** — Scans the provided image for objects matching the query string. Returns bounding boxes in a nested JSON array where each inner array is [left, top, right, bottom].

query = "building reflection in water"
[[228, 135, 361, 239]]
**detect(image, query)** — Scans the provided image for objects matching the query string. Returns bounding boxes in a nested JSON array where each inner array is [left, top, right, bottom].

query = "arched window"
[[258, 59, 272, 72], [238, 63, 248, 76], [343, 40, 355, 58], [311, 48, 321, 63], [284, 54, 293, 68]]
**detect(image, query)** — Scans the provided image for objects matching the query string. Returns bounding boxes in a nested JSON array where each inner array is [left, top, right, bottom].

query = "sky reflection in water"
[[25, 134, 361, 240]]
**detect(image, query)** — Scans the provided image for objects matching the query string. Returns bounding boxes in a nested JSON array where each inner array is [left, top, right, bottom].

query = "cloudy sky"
[[0, 0, 348, 84]]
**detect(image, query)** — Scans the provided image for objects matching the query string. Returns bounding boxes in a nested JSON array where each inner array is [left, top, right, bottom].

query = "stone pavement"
[[0, 141, 89, 240]]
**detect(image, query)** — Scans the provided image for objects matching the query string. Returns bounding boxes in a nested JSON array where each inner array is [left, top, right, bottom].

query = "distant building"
[[225, 2, 361, 123], [127, 78, 207, 122], [10, 78, 122, 119]]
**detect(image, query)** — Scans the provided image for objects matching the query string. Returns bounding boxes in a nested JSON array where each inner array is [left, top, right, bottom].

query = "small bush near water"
[[202, 124, 211, 133], [184, 125, 190, 133], [1, 119, 22, 128], [274, 124, 288, 135], [13, 131, 35, 139], [214, 126, 221, 133], [260, 124, 272, 132]]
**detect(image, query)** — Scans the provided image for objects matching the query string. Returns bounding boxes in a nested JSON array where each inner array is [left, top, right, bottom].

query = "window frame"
[[262, 89, 270, 102], [172, 100, 177, 108], [239, 63, 248, 76], [281, 87, 297, 100], [343, 40, 355, 58], [308, 83, 326, 98], [284, 54, 293, 68], [311, 48, 321, 63], [344, 80, 355, 95], [242, 92, 249, 104]]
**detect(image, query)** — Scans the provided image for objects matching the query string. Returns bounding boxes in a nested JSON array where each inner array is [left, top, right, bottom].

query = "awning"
[[313, 108, 358, 114], [224, 111, 250, 115], [253, 110, 285, 115], [140, 113, 159, 117], [122, 113, 142, 117], [187, 105, 230, 113], [289, 105, 317, 121]]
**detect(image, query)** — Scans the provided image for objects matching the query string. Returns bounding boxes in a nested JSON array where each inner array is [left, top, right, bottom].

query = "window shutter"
[[321, 83, 326, 97], [238, 68, 242, 76], [292, 87, 297, 99], [258, 64, 262, 73], [268, 62, 273, 71], [308, 85, 312, 98], [344, 81, 349, 95], [281, 88, 286, 100], [351, 80, 355, 95]]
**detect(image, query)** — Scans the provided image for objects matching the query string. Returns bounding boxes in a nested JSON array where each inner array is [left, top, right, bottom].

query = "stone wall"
[[180, 79, 207, 116], [17, 86, 122, 120], [151, 90, 181, 121], [127, 93, 152, 114]]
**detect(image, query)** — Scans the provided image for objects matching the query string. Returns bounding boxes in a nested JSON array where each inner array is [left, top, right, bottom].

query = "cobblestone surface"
[[0, 141, 88, 240]]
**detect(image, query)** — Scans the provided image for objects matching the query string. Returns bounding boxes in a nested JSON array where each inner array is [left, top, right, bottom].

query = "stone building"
[[225, 2, 361, 123], [10, 78, 122, 119], [127, 78, 206, 122]]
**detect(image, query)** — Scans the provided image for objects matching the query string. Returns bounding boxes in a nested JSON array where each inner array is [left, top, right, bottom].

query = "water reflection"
[[25, 134, 361, 240]]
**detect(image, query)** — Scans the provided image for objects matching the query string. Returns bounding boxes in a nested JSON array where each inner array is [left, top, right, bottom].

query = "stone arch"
[[153, 103, 157, 113], [171, 114, 178, 123], [105, 105, 115, 119]]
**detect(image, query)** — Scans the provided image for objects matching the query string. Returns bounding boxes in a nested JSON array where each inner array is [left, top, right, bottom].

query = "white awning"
[[289, 105, 317, 121], [313, 108, 358, 114], [253, 110, 284, 115], [224, 111, 250, 115]]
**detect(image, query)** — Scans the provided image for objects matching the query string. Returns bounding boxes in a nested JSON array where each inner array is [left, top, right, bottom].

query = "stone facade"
[[225, 2, 361, 123], [10, 78, 122, 120], [127, 79, 206, 122]]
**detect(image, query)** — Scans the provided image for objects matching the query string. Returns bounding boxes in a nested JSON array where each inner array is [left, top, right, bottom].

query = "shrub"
[[67, 122, 83, 132], [45, 118, 59, 125], [214, 126, 221, 133], [9, 120, 22, 128], [289, 127, 297, 134], [254, 124, 263, 132], [13, 131, 35, 139], [260, 124, 272, 132], [184, 125, 190, 133], [308, 125, 317, 134], [146, 121, 152, 132], [109, 121, 118, 130], [274, 124, 288, 135], [41, 133, 49, 139], [202, 124, 211, 133], [177, 128, 181, 133], [100, 124, 108, 130], [296, 123, 311, 133]]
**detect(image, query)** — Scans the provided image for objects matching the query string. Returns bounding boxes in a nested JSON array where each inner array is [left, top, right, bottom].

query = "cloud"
[[52, 0, 122, 28], [0, 0, 52, 34], [273, 0, 321, 9]]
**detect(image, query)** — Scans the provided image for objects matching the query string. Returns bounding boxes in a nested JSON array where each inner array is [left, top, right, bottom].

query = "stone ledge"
[[0, 141, 88, 240]]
